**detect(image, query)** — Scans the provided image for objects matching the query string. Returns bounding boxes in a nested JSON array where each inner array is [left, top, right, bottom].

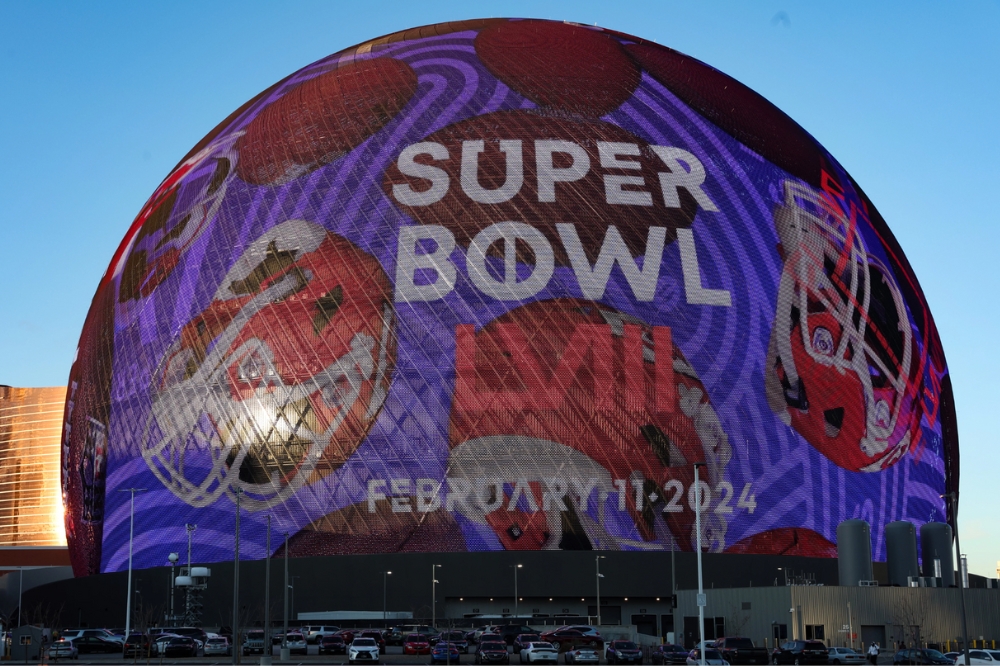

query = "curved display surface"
[[61, 18, 956, 575]]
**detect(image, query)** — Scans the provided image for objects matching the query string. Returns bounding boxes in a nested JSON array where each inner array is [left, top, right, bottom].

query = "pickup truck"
[[714, 637, 770, 665]]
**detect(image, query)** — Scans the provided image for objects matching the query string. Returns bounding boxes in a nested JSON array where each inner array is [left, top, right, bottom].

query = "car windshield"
[[324, 636, 344, 643], [839, 649, 857, 654], [617, 642, 638, 650], [208, 638, 225, 644], [988, 653, 1000, 661], [354, 639, 377, 647], [726, 639, 755, 648], [926, 651, 948, 659], [704, 651, 722, 660], [483, 643, 507, 651], [521, 635, 540, 640], [446, 632, 465, 639], [805, 642, 826, 650], [533, 643, 555, 650], [169, 638, 189, 644], [407, 635, 427, 642]]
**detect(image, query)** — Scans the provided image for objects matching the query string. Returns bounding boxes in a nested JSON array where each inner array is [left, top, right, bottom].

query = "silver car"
[[566, 648, 601, 664], [350, 637, 381, 665], [47, 640, 79, 660], [827, 648, 866, 665]]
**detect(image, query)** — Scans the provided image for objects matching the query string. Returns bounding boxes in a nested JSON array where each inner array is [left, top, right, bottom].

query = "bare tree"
[[891, 594, 927, 649], [727, 603, 751, 638]]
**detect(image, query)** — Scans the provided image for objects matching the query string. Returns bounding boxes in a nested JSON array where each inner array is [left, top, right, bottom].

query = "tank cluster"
[[836, 519, 955, 587]]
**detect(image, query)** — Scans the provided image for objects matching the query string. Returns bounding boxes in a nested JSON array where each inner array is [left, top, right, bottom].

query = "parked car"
[[361, 630, 388, 650], [406, 634, 433, 655], [827, 648, 866, 665], [204, 636, 231, 656], [521, 642, 560, 664], [303, 625, 341, 644], [47, 639, 79, 660], [565, 647, 601, 664], [498, 626, 540, 646], [516, 635, 543, 653], [687, 649, 729, 666], [606, 641, 643, 665], [772, 641, 828, 665], [61, 629, 123, 645], [651, 645, 690, 665], [163, 636, 199, 658], [715, 638, 769, 665], [152, 634, 181, 656], [545, 630, 605, 653], [286, 632, 308, 656], [478, 640, 512, 665], [391, 626, 437, 646], [942, 654, 960, 664], [243, 629, 267, 655], [123, 633, 152, 658], [470, 628, 499, 644], [439, 631, 471, 653], [321, 635, 348, 655], [171, 627, 208, 649], [432, 642, 463, 664], [892, 649, 955, 665], [350, 637, 381, 664], [338, 629, 358, 645], [72, 636, 123, 654]]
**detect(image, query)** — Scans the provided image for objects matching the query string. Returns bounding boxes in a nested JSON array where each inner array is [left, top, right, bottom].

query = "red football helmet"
[[766, 180, 921, 472], [448, 299, 731, 551], [142, 219, 395, 509]]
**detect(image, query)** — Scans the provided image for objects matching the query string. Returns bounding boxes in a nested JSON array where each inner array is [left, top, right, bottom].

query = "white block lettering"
[[467, 221, 554, 300], [461, 140, 523, 203], [393, 142, 450, 206], [536, 140, 590, 202], [677, 228, 732, 306], [557, 223, 665, 301], [650, 146, 719, 211], [394, 225, 457, 302]]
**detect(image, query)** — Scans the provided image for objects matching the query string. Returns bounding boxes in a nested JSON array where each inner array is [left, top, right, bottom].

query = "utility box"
[[11, 625, 51, 661]]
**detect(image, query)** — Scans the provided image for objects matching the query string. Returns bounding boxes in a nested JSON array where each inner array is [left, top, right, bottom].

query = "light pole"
[[168, 552, 179, 627], [513, 564, 523, 619], [232, 487, 243, 666], [383, 571, 393, 623], [282, 533, 289, 661], [119, 487, 147, 639], [431, 564, 442, 629], [595, 556, 606, 626], [942, 492, 970, 665], [262, 515, 272, 666], [777, 567, 788, 586], [694, 462, 706, 666]]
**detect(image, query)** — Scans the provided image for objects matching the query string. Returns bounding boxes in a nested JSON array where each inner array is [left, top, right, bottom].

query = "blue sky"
[[2, 1, 998, 576]]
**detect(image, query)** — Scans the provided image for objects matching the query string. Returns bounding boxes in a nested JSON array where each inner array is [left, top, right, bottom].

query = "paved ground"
[[47, 644, 520, 666]]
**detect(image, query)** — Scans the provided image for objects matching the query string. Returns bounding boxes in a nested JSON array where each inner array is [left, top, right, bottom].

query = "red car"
[[539, 629, 604, 652], [337, 630, 356, 644], [405, 634, 432, 655]]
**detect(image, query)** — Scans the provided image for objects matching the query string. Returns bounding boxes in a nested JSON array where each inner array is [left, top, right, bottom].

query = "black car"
[[478, 641, 512, 664], [73, 636, 122, 654], [322, 635, 349, 655], [497, 626, 538, 647], [892, 650, 953, 665], [164, 636, 199, 657], [772, 641, 828, 665], [607, 641, 643, 665], [438, 631, 471, 653], [123, 633, 152, 658], [651, 645, 688, 665]]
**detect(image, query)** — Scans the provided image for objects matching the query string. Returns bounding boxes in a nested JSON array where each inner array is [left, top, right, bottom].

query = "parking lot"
[[50, 644, 524, 665]]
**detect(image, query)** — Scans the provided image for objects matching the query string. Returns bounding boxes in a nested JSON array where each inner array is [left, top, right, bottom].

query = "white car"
[[521, 642, 560, 664], [828, 647, 866, 665], [304, 625, 341, 644], [204, 636, 231, 656], [47, 640, 79, 660], [687, 649, 729, 666], [959, 651, 1000, 665], [350, 637, 381, 664], [285, 632, 308, 656]]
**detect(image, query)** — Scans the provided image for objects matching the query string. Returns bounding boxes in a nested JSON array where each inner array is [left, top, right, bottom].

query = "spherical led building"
[[61, 18, 956, 585]]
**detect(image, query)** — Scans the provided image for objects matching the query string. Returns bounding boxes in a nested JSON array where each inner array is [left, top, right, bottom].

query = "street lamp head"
[[597, 573, 605, 578], [517, 564, 523, 568], [168, 553, 179, 563], [387, 571, 392, 575], [693, 462, 706, 468]]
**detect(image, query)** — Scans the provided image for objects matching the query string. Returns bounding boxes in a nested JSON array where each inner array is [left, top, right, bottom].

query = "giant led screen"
[[61, 19, 957, 575]]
